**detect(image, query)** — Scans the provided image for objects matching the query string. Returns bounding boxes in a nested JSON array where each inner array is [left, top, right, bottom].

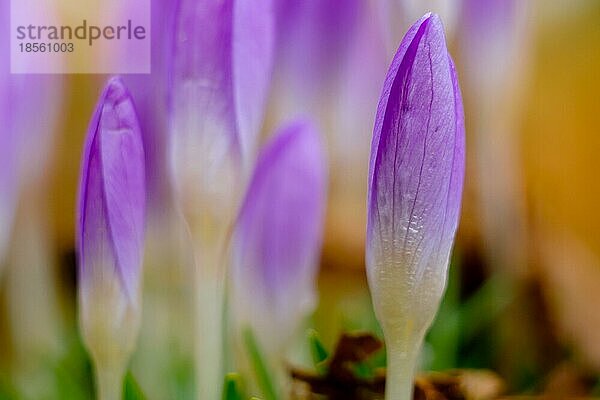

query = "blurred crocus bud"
[[460, 0, 529, 96], [0, 0, 12, 262], [0, 0, 63, 269], [0, 72, 17, 267], [169, 1, 274, 397], [459, 0, 531, 277], [231, 120, 327, 356], [122, 1, 188, 398], [77, 77, 145, 400], [274, 0, 361, 99], [366, 14, 465, 400], [170, 0, 274, 198]]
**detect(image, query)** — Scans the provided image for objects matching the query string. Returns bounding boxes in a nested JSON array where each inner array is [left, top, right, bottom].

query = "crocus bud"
[[459, 0, 531, 277], [170, 0, 274, 204], [0, 0, 62, 267], [169, 1, 274, 398], [366, 13, 465, 400], [77, 77, 145, 400], [231, 120, 327, 355], [274, 0, 361, 99]]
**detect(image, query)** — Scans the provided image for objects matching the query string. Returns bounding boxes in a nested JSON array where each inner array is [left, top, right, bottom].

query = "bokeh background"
[[1, 0, 600, 398]]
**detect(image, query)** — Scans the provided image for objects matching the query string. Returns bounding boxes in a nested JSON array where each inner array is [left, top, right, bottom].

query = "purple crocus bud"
[[170, 0, 274, 183], [460, 0, 529, 94], [274, 0, 361, 98], [77, 77, 145, 400], [231, 120, 327, 358], [0, 0, 62, 267], [366, 13, 465, 400], [459, 0, 531, 277], [169, 1, 274, 397]]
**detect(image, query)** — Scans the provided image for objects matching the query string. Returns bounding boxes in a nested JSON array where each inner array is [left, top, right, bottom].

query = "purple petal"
[[171, 0, 274, 162], [77, 77, 146, 301], [367, 13, 465, 283], [231, 120, 327, 343], [233, 0, 274, 158]]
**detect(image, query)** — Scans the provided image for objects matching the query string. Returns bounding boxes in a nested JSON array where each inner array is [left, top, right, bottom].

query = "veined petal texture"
[[366, 13, 465, 331], [231, 120, 327, 350]]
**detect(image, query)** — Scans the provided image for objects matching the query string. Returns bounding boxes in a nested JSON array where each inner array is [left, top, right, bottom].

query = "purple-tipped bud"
[[366, 13, 464, 400], [169, 0, 275, 259], [231, 120, 327, 354], [77, 77, 145, 397], [169, 3, 274, 396]]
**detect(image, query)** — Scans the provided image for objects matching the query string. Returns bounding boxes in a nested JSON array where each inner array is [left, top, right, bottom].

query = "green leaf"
[[222, 373, 245, 400], [242, 328, 278, 400], [307, 329, 328, 368], [123, 371, 147, 400]]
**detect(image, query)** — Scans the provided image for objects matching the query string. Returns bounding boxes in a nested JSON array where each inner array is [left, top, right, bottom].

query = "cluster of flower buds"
[[73, 3, 465, 400]]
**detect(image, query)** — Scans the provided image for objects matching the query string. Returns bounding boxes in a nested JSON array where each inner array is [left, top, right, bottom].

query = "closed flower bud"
[[231, 120, 327, 355], [169, 1, 274, 397], [77, 77, 145, 400], [170, 0, 274, 215], [366, 13, 465, 400]]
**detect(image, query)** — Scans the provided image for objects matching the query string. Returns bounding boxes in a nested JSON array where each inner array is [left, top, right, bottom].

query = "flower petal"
[[231, 119, 327, 349], [171, 0, 274, 163]]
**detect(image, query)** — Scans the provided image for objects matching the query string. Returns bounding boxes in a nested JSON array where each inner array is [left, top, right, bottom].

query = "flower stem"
[[195, 270, 226, 400], [385, 346, 418, 400], [95, 364, 125, 400]]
